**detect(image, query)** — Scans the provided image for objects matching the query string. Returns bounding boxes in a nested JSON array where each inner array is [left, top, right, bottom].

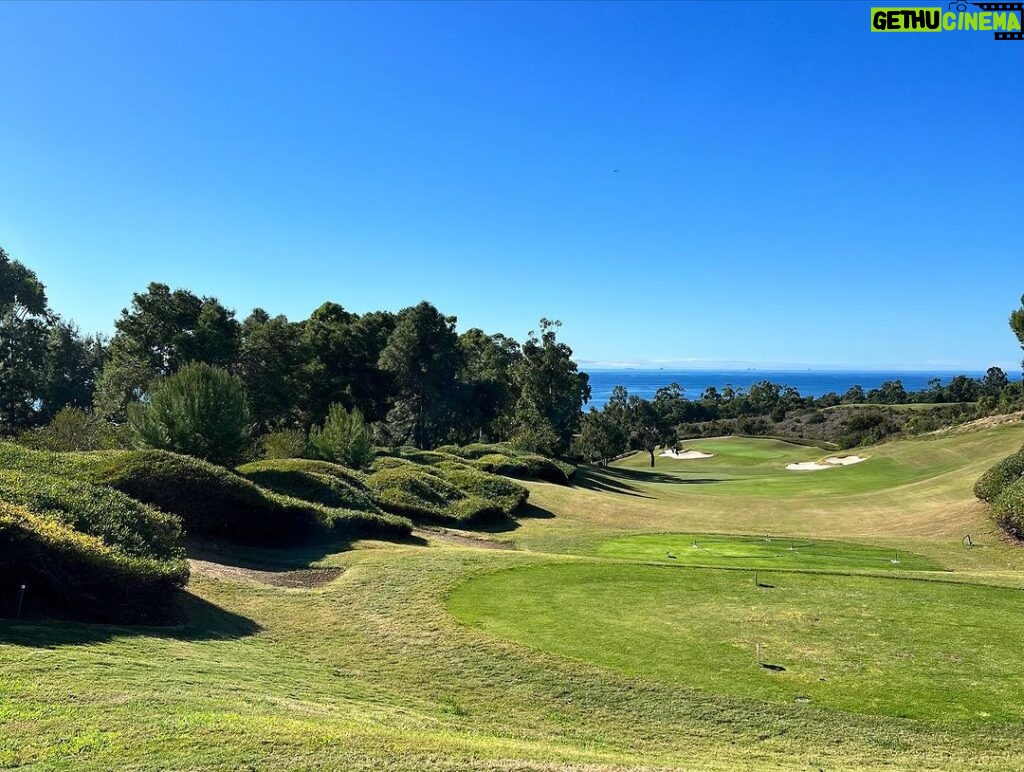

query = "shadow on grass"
[[573, 465, 724, 498], [0, 590, 261, 647]]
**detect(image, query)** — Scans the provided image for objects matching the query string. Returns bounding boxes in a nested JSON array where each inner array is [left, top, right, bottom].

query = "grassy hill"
[[2, 422, 1024, 770]]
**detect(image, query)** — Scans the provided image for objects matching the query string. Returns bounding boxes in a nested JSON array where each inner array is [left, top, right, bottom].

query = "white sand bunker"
[[660, 449, 715, 460], [786, 455, 867, 472]]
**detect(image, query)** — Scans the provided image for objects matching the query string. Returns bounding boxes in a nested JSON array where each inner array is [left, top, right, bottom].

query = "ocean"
[[583, 369, 988, 408]]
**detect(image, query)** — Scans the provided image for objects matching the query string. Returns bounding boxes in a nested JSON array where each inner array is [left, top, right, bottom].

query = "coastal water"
[[583, 369, 988, 408]]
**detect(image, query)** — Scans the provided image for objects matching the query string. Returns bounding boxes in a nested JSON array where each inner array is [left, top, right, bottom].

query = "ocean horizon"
[[583, 368, 995, 408]]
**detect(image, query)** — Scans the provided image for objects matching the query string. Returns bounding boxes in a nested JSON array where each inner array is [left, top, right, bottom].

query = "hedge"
[[974, 451, 1024, 502], [0, 469, 183, 561], [237, 459, 378, 512], [0, 501, 187, 623], [364, 465, 503, 525], [992, 477, 1024, 539], [87, 450, 326, 544]]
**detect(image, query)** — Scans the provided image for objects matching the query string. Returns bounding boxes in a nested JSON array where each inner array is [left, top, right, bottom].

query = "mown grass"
[[2, 422, 1024, 769], [590, 532, 941, 571]]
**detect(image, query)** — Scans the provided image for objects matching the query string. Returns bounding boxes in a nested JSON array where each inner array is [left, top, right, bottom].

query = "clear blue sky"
[[1, 1, 1021, 371]]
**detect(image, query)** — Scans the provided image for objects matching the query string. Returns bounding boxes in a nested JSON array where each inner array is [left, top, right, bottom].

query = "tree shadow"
[[574, 465, 723, 497], [0, 590, 261, 648], [185, 536, 359, 572]]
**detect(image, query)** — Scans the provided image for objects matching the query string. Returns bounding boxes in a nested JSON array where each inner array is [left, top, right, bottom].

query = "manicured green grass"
[[448, 561, 1024, 722], [590, 532, 942, 571]]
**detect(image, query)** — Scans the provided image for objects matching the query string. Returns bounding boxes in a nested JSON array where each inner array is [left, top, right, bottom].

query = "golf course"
[[3, 420, 1024, 771]]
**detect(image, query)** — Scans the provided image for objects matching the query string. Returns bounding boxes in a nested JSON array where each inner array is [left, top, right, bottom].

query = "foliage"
[[378, 301, 462, 449], [975, 451, 1024, 502], [259, 428, 309, 459], [512, 319, 590, 456], [17, 407, 125, 452], [0, 501, 187, 623], [308, 403, 373, 468], [364, 465, 503, 525], [992, 477, 1024, 539], [238, 310, 310, 430], [128, 362, 252, 466], [94, 283, 241, 419], [0, 468, 182, 560], [1011, 294, 1024, 373], [237, 459, 379, 512], [89, 449, 322, 543]]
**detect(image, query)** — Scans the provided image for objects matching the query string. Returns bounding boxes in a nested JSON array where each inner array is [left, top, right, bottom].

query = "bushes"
[[365, 465, 504, 525], [431, 462, 528, 515], [88, 450, 323, 544], [0, 470, 182, 561], [974, 451, 1024, 502], [0, 501, 187, 623], [128, 362, 252, 466], [17, 407, 127, 452], [308, 404, 373, 468], [259, 429, 308, 460], [237, 459, 380, 513], [439, 442, 576, 484], [992, 478, 1024, 539]]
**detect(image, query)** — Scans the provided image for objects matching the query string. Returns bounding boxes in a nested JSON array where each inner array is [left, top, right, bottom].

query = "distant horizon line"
[[578, 362, 1018, 374]]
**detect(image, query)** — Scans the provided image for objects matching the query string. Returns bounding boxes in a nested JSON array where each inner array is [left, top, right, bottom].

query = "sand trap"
[[660, 449, 715, 460], [786, 455, 867, 472]]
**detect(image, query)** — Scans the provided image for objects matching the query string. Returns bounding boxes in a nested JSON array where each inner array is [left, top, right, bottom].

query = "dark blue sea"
[[583, 369, 988, 408]]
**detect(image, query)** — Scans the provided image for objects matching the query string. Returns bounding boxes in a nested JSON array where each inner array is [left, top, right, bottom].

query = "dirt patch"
[[413, 527, 516, 551], [932, 411, 1024, 436], [189, 559, 344, 588]]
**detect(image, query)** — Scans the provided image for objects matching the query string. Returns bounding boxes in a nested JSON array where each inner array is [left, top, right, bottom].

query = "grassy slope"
[[2, 422, 1024, 770]]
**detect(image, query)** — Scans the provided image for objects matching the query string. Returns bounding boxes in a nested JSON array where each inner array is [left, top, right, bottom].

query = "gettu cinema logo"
[[871, 2, 1023, 37]]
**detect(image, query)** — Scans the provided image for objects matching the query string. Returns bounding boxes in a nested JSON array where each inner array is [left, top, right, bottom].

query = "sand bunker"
[[786, 455, 867, 472], [660, 449, 715, 460]]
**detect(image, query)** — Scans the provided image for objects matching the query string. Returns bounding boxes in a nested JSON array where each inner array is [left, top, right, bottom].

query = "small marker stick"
[[15, 584, 26, 620]]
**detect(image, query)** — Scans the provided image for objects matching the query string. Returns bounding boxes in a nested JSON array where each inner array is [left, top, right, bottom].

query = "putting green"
[[591, 533, 942, 571], [448, 562, 1024, 723]]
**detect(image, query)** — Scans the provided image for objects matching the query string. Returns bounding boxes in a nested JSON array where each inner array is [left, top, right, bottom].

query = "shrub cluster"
[[974, 451, 1024, 502], [436, 443, 576, 484], [364, 465, 504, 525], [0, 501, 187, 623], [0, 469, 183, 561], [237, 459, 379, 513], [993, 478, 1024, 539]]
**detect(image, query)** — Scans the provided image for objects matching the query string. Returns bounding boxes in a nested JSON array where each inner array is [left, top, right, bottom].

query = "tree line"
[[575, 299, 1024, 466], [0, 247, 590, 456]]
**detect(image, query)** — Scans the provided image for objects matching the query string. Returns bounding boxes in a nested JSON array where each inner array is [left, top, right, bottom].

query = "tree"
[[841, 385, 866, 404], [1011, 295, 1024, 374], [308, 403, 373, 468], [574, 408, 623, 464], [128, 362, 252, 466], [627, 395, 669, 467], [512, 319, 590, 455], [238, 309, 309, 430], [0, 248, 51, 432], [457, 328, 521, 442], [39, 321, 105, 421], [378, 301, 462, 449], [982, 366, 1010, 398], [95, 283, 241, 419]]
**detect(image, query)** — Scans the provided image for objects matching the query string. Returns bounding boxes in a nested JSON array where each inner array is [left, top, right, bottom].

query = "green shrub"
[[974, 451, 1024, 502], [992, 477, 1024, 539], [17, 407, 126, 452], [0, 501, 187, 623], [128, 362, 252, 466], [365, 465, 503, 525], [471, 452, 574, 484], [0, 441, 113, 479], [259, 429, 308, 460], [369, 456, 416, 472], [309, 404, 373, 468], [237, 459, 379, 513], [0, 470, 182, 561], [88, 450, 322, 544], [431, 462, 528, 515]]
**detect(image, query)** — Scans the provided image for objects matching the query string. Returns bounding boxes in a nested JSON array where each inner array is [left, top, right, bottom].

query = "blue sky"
[[0, 1, 1021, 370]]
